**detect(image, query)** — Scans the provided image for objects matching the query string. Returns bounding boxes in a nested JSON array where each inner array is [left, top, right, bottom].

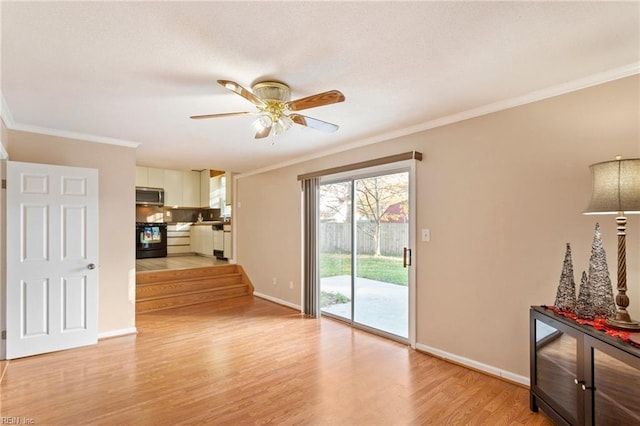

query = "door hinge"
[[1, 179, 5, 189], [1, 330, 6, 340]]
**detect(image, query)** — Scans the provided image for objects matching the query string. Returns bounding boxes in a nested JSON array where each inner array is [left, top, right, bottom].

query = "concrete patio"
[[320, 275, 408, 338]]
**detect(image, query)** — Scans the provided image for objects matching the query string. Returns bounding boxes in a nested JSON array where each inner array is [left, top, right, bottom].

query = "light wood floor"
[[136, 254, 229, 272], [0, 297, 553, 425]]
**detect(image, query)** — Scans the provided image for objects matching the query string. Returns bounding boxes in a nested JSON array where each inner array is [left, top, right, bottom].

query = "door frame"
[[1, 157, 6, 359], [319, 159, 417, 347]]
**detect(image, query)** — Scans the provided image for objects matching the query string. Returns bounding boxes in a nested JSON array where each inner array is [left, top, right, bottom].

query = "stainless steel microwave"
[[136, 187, 164, 206]]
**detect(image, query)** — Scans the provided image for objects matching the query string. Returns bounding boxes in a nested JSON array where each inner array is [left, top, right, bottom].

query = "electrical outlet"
[[289, 281, 293, 289], [272, 277, 277, 285], [421, 228, 430, 242]]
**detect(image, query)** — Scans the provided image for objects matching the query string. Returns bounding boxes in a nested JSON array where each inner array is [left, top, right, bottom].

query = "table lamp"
[[584, 157, 640, 331]]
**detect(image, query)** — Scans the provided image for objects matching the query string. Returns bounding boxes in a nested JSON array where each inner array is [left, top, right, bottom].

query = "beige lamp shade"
[[585, 158, 640, 215]]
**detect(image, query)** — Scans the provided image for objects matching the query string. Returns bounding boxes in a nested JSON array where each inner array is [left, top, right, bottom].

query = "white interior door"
[[6, 161, 98, 359]]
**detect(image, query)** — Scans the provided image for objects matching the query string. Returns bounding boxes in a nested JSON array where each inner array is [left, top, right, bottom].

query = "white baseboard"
[[253, 292, 302, 312], [415, 343, 529, 387], [98, 327, 137, 340]]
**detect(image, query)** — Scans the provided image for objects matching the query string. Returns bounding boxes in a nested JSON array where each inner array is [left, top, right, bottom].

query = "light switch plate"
[[421, 229, 430, 242]]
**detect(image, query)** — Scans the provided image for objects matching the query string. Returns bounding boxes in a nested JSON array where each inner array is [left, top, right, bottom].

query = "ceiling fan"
[[190, 80, 345, 139]]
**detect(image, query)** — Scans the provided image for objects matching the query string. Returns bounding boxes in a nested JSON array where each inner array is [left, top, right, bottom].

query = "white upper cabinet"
[[135, 166, 148, 187], [182, 171, 200, 207], [163, 169, 183, 207], [136, 166, 164, 188], [200, 170, 211, 208], [148, 168, 164, 188]]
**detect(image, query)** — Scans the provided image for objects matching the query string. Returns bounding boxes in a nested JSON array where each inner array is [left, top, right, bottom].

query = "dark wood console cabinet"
[[530, 306, 640, 425]]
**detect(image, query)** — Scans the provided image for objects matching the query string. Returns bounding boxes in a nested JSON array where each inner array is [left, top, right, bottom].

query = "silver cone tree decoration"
[[554, 243, 576, 313], [587, 223, 616, 318], [576, 271, 595, 319]]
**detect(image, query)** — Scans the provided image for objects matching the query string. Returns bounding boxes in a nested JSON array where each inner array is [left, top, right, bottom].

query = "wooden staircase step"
[[136, 264, 254, 314], [137, 280, 245, 301], [137, 286, 252, 313], [136, 273, 243, 298], [136, 265, 240, 285]]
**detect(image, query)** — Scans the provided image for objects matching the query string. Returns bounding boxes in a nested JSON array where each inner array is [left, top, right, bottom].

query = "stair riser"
[[137, 287, 251, 313], [137, 265, 239, 285], [137, 275, 243, 299]]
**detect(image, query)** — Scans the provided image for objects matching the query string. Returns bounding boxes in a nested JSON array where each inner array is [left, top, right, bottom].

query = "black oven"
[[136, 222, 167, 259]]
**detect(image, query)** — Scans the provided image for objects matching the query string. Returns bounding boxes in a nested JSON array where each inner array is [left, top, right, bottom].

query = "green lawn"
[[320, 253, 408, 285]]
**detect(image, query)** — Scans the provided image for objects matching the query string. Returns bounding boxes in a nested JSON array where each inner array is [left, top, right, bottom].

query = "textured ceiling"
[[1, 1, 639, 173]]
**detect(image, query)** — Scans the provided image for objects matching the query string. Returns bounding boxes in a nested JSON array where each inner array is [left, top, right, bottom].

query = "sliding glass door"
[[319, 181, 352, 321], [319, 170, 410, 340]]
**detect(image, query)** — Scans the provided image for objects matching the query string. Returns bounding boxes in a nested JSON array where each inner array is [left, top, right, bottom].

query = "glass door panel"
[[319, 181, 352, 321], [592, 343, 640, 425], [534, 319, 580, 424], [353, 172, 409, 338]]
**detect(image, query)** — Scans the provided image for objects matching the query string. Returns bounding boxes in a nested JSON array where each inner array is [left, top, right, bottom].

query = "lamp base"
[[606, 317, 640, 331]]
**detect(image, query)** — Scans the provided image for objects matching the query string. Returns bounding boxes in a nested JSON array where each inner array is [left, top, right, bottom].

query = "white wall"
[[235, 75, 640, 381]]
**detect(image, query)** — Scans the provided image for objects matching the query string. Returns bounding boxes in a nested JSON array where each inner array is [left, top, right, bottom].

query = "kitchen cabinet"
[[163, 169, 200, 207], [190, 224, 213, 256], [136, 166, 164, 188], [182, 171, 200, 207], [148, 168, 164, 188], [200, 170, 210, 208], [163, 169, 182, 207], [167, 223, 191, 255], [530, 306, 640, 425], [135, 166, 148, 187]]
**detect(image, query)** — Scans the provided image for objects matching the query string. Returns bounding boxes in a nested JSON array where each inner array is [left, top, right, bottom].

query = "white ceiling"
[[1, 1, 639, 173]]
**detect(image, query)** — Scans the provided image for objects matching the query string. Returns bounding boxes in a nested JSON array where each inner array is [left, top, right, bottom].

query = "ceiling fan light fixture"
[[252, 81, 291, 102], [252, 114, 272, 132], [273, 115, 293, 136]]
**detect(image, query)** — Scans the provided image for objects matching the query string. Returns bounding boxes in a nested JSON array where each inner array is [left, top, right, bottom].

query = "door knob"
[[87, 263, 96, 270]]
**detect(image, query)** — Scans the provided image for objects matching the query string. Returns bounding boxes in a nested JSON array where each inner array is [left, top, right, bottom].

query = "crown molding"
[[239, 62, 640, 178], [0, 94, 11, 159], [8, 122, 141, 148], [0, 91, 140, 148], [1, 92, 16, 129]]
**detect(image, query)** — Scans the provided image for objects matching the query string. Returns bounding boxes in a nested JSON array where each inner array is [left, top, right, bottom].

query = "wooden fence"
[[319, 222, 408, 256]]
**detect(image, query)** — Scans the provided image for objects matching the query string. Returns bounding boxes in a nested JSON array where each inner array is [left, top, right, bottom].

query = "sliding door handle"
[[403, 247, 412, 268]]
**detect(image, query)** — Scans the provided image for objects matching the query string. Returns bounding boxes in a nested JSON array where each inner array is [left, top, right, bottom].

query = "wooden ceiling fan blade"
[[286, 90, 345, 112], [217, 80, 265, 107], [190, 112, 251, 119], [255, 124, 272, 139], [289, 114, 339, 133]]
